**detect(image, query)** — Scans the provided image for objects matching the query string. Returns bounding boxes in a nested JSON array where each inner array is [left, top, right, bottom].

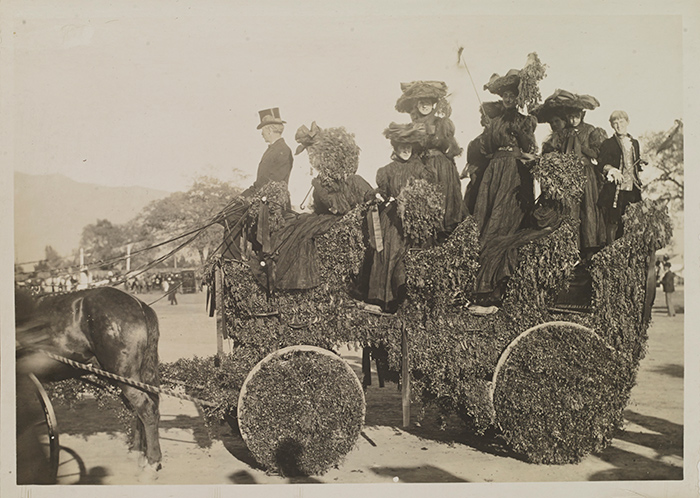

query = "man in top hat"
[[241, 107, 294, 197], [218, 108, 293, 260]]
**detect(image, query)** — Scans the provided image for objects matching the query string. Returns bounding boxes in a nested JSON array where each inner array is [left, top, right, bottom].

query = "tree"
[[640, 120, 683, 253], [140, 176, 242, 266], [80, 219, 128, 270], [640, 120, 683, 210], [34, 245, 65, 272]]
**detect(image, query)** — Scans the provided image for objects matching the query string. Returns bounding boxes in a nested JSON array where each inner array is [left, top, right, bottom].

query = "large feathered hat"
[[395, 81, 448, 114], [383, 122, 428, 147], [531, 89, 601, 123], [484, 53, 547, 110], [483, 69, 521, 97]]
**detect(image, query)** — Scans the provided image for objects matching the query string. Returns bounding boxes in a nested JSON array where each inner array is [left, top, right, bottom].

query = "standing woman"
[[560, 101, 608, 254], [531, 93, 568, 154], [473, 68, 539, 246], [395, 81, 464, 235], [365, 122, 437, 312]]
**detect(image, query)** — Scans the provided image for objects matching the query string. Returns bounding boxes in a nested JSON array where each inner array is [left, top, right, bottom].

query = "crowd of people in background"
[[15, 270, 198, 299]]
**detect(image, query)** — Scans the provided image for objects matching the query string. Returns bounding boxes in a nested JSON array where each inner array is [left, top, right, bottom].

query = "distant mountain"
[[14, 172, 170, 265]]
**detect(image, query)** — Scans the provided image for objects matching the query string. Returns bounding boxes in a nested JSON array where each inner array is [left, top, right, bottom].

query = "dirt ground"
[[28, 287, 685, 487]]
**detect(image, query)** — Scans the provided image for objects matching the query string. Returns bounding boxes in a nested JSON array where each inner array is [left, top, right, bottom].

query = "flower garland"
[[396, 178, 445, 246], [531, 152, 586, 208], [246, 181, 290, 233], [517, 52, 547, 111]]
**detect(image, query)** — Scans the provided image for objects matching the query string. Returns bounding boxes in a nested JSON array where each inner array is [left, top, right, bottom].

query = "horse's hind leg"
[[119, 391, 146, 454], [121, 386, 162, 469]]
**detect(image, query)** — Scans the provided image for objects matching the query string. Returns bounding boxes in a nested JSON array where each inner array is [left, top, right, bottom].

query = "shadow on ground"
[[651, 363, 683, 379], [371, 464, 469, 483], [589, 410, 683, 481], [343, 354, 518, 462]]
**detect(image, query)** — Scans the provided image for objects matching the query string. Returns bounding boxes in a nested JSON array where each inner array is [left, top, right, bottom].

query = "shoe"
[[468, 304, 499, 316]]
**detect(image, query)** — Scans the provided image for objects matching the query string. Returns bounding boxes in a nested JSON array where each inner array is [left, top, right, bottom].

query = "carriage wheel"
[[490, 322, 635, 464], [28, 374, 60, 482], [237, 345, 365, 476]]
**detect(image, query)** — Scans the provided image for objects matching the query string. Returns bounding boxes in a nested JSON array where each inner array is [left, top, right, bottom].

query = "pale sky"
[[6, 4, 686, 209]]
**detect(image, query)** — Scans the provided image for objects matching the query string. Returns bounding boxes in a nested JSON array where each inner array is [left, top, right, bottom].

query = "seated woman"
[[297, 122, 374, 217], [249, 123, 373, 291], [363, 122, 438, 312]]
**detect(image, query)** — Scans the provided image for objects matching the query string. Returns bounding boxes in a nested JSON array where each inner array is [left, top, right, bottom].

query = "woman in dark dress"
[[462, 101, 505, 216], [250, 124, 373, 291], [365, 122, 437, 311], [532, 89, 569, 154], [533, 89, 608, 253], [395, 81, 464, 235], [560, 106, 608, 253], [473, 69, 538, 247]]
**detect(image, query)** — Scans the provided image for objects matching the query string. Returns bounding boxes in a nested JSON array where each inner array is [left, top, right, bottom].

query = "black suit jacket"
[[243, 138, 294, 197], [597, 134, 642, 209]]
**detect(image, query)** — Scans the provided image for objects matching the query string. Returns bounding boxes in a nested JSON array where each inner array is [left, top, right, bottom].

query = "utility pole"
[[126, 243, 133, 273]]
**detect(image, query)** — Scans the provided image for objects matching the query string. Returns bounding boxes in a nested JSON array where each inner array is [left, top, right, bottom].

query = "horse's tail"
[[141, 303, 161, 387]]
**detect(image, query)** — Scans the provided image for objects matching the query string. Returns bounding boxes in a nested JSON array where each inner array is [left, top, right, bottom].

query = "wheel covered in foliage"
[[237, 345, 365, 476], [491, 322, 636, 464]]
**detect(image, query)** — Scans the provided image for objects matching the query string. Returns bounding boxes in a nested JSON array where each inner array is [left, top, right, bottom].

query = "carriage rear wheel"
[[490, 321, 635, 464], [237, 345, 366, 476]]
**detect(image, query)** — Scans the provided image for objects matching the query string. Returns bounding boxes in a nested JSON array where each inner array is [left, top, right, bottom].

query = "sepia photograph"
[[2, 1, 698, 497]]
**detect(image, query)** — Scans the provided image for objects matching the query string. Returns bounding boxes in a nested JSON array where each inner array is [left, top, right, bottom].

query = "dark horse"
[[16, 286, 162, 470]]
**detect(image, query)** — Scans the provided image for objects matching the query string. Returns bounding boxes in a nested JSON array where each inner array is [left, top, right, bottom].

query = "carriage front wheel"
[[237, 345, 366, 476], [16, 374, 60, 484], [490, 321, 636, 464]]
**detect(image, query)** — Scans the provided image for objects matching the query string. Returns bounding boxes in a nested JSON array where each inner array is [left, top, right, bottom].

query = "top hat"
[[257, 107, 286, 129]]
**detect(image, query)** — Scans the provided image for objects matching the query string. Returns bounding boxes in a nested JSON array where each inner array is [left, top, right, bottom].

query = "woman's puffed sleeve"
[[311, 177, 332, 214], [375, 167, 390, 198], [435, 117, 463, 158], [587, 127, 608, 158], [515, 115, 538, 153], [480, 121, 496, 156]]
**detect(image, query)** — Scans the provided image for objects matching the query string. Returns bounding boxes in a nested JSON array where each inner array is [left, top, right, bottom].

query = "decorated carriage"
[[185, 161, 670, 475], [16, 172, 670, 481]]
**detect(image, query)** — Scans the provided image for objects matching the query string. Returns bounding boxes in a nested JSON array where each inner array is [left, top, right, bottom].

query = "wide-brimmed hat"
[[483, 69, 521, 97], [256, 107, 286, 129], [531, 89, 600, 123], [484, 53, 547, 110], [294, 121, 321, 155], [395, 81, 448, 113], [383, 122, 428, 147]]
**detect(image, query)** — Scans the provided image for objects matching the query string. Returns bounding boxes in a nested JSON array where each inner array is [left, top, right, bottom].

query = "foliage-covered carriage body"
[[207, 190, 671, 467]]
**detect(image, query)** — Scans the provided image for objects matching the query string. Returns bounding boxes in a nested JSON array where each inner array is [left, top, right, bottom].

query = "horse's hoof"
[[137, 463, 160, 482], [137, 454, 162, 472]]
